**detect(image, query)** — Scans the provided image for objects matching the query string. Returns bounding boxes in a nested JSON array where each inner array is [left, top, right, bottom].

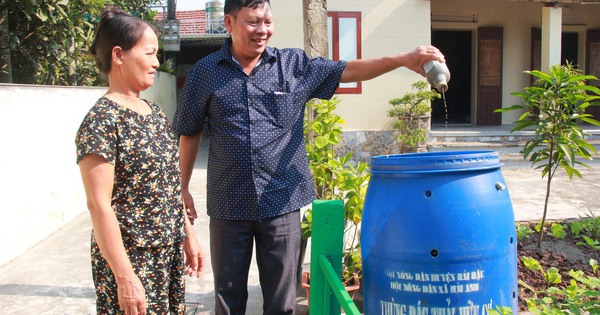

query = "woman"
[[76, 6, 204, 315]]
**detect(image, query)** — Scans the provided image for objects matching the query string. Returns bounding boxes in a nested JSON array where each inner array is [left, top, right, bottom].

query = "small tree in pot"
[[388, 81, 441, 153]]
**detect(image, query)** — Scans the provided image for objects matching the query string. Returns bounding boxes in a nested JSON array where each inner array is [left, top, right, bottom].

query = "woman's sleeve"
[[75, 108, 118, 165]]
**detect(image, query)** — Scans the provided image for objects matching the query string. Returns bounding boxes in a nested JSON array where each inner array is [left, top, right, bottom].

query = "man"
[[174, 0, 445, 314]]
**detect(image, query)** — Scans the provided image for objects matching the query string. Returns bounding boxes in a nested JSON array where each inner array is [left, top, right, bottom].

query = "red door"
[[586, 30, 600, 120], [531, 28, 541, 85], [476, 27, 503, 125]]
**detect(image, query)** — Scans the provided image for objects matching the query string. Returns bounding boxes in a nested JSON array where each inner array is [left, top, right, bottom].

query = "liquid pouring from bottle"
[[423, 60, 451, 127]]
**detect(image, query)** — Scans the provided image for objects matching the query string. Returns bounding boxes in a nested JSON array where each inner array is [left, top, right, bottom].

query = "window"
[[328, 11, 361, 94]]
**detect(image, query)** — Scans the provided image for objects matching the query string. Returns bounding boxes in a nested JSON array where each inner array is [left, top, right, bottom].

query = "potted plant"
[[301, 97, 370, 303], [387, 80, 441, 153], [299, 156, 368, 305]]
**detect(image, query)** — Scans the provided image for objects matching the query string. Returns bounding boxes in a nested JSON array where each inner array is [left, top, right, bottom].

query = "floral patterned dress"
[[76, 97, 188, 314]]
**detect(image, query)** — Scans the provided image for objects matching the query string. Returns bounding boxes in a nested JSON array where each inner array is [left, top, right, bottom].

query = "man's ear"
[[224, 14, 233, 33], [112, 46, 124, 65]]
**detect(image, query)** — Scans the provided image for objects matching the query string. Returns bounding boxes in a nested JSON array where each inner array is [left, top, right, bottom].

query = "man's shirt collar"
[[217, 38, 277, 66]]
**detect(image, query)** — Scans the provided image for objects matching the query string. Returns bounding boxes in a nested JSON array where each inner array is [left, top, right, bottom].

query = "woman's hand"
[[183, 234, 205, 278], [117, 273, 147, 315], [182, 189, 198, 225]]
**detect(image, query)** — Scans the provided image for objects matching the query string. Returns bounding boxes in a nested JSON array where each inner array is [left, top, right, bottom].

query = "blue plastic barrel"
[[361, 151, 518, 314]]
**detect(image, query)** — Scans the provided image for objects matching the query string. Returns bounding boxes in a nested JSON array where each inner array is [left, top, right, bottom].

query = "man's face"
[[225, 2, 273, 62]]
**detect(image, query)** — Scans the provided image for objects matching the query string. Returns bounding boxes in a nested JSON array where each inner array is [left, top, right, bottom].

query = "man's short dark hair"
[[224, 0, 270, 15]]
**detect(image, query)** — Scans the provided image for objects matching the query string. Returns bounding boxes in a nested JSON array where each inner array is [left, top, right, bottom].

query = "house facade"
[[163, 0, 600, 159]]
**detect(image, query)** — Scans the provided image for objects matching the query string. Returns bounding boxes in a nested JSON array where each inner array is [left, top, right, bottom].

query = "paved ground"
[[1, 141, 599, 314]]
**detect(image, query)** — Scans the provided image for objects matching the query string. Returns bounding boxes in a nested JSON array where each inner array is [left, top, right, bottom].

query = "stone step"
[[430, 134, 532, 143], [427, 139, 600, 162], [430, 130, 600, 143], [428, 125, 600, 158], [427, 141, 526, 163]]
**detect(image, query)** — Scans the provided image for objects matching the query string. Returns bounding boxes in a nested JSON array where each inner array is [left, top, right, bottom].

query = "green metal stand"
[[309, 200, 361, 315]]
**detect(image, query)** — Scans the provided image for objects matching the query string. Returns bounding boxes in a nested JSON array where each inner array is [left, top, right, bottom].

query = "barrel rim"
[[370, 150, 503, 174]]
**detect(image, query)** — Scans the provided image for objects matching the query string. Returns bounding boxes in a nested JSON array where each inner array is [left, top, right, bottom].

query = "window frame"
[[328, 11, 362, 94]]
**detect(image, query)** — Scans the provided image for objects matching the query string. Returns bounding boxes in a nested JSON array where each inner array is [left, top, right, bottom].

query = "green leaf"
[[35, 9, 48, 22], [523, 256, 543, 273], [549, 223, 567, 239], [580, 116, 600, 127], [564, 165, 582, 179], [495, 104, 523, 113], [314, 136, 328, 149], [557, 143, 574, 164]]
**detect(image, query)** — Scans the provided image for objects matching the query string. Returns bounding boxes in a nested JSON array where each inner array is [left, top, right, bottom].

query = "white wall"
[[269, 0, 303, 49], [0, 84, 105, 267], [271, 0, 432, 131], [142, 71, 177, 124], [336, 0, 432, 131], [0, 73, 175, 266]]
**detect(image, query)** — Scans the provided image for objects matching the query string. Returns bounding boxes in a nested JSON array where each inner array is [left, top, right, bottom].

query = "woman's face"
[[117, 26, 160, 92]]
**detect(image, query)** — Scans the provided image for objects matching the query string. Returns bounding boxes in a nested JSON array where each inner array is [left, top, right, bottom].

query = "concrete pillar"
[[541, 5, 562, 71]]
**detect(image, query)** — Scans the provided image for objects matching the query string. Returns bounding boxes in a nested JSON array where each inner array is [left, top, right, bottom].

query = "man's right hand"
[[182, 189, 197, 225]]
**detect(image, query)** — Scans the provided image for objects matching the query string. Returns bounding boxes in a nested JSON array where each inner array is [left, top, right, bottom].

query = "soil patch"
[[517, 220, 600, 311]]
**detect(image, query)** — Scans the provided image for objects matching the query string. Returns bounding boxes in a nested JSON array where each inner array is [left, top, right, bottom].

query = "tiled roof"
[[154, 10, 207, 38]]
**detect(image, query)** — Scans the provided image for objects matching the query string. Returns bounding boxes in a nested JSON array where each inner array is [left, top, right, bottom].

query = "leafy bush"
[[579, 210, 600, 240], [523, 266, 600, 314], [573, 210, 600, 250], [157, 58, 175, 74], [387, 81, 440, 151], [518, 218, 600, 314], [303, 97, 370, 283], [388, 81, 439, 117], [1, 0, 155, 85]]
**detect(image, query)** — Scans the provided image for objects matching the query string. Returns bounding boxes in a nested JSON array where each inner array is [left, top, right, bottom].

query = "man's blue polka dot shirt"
[[174, 39, 346, 221]]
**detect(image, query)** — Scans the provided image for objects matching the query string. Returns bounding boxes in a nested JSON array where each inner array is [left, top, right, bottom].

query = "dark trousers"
[[210, 210, 301, 315]]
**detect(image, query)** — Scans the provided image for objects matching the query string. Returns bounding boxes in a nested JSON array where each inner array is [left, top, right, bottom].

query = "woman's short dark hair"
[[224, 0, 270, 16], [90, 6, 158, 76]]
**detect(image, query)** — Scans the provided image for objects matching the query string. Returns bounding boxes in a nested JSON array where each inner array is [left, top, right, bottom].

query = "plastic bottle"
[[423, 60, 451, 93]]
